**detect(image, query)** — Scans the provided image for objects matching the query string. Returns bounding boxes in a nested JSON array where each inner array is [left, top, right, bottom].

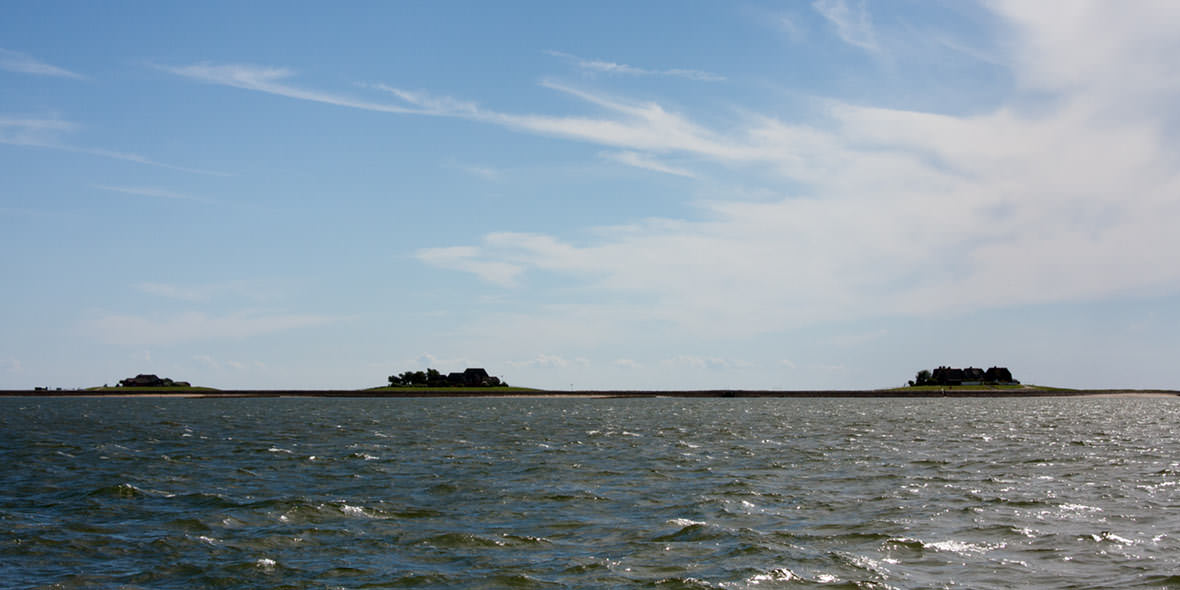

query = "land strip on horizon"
[[2, 389, 1178, 398]]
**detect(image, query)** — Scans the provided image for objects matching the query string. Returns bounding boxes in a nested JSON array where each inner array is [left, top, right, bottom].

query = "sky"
[[2, 1, 1179, 391]]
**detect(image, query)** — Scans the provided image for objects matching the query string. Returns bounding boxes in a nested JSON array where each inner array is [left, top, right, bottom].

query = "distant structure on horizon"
[[387, 367, 506, 387], [909, 366, 1018, 387], [447, 368, 500, 387], [119, 374, 190, 388]]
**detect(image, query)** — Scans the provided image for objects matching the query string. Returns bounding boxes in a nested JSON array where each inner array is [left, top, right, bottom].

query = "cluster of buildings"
[[445, 368, 502, 387], [387, 367, 506, 387], [916, 366, 1019, 386], [119, 374, 190, 388]]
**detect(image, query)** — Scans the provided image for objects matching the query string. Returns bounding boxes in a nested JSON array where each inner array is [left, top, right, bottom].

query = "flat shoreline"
[[2, 389, 1177, 399]]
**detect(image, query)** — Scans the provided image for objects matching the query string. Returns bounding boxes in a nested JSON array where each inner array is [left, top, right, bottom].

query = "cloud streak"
[[812, 0, 880, 53], [546, 50, 725, 81], [1, 115, 230, 176], [601, 151, 696, 177], [0, 49, 86, 79], [95, 185, 211, 203], [161, 63, 432, 115]]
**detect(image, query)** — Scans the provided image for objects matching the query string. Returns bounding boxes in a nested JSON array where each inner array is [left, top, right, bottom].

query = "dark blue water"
[[3, 397, 1179, 589]]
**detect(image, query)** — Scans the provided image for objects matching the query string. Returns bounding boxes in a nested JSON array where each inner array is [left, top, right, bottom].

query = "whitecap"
[[341, 504, 369, 517], [668, 518, 706, 527], [1090, 531, 1134, 544], [747, 567, 797, 584], [256, 558, 276, 569], [925, 539, 1002, 555]]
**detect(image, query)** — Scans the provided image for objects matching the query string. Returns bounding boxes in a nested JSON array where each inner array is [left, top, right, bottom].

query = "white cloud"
[[601, 151, 696, 178], [0, 116, 80, 152], [95, 185, 210, 203], [0, 49, 85, 79], [165, 5, 1180, 341], [0, 115, 229, 175], [665, 353, 736, 368], [162, 63, 441, 116], [812, 0, 880, 53], [164, 63, 744, 163], [546, 50, 725, 82], [416, 246, 524, 287], [414, 3, 1180, 337]]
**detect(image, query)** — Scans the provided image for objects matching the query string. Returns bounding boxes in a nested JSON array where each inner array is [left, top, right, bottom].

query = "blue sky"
[[3, 1, 1179, 390]]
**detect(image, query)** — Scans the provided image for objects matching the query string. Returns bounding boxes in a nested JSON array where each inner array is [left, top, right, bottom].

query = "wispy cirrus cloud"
[[545, 50, 724, 82], [812, 0, 879, 53], [95, 185, 211, 203], [0, 115, 77, 143], [0, 49, 86, 79], [164, 3, 1180, 342], [1, 115, 230, 176], [162, 63, 739, 164], [160, 63, 433, 115], [600, 150, 696, 178]]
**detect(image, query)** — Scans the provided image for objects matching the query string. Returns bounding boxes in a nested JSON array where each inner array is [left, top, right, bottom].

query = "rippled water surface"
[[3, 397, 1180, 589]]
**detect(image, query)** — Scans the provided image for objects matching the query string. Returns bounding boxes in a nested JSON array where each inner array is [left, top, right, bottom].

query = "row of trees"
[[388, 368, 446, 387]]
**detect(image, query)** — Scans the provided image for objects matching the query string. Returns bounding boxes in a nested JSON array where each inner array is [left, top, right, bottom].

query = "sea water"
[[2, 397, 1179, 589]]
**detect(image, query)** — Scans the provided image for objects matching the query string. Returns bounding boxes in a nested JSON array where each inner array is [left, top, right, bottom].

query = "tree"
[[388, 374, 403, 386], [911, 369, 933, 386], [398, 370, 425, 386], [426, 368, 444, 386]]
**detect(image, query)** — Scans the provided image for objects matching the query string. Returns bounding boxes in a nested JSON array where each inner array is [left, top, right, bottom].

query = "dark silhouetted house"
[[962, 367, 986, 385], [985, 366, 1014, 383], [119, 374, 178, 387], [445, 368, 501, 387]]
